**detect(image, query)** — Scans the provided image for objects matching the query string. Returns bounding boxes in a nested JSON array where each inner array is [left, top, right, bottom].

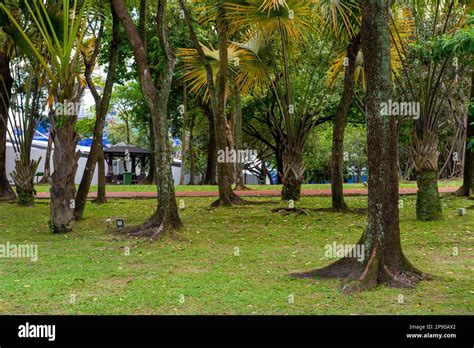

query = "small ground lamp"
[[116, 219, 125, 230]]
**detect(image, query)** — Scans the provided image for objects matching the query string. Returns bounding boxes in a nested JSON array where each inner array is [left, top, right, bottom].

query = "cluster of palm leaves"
[[0, 66, 44, 205]]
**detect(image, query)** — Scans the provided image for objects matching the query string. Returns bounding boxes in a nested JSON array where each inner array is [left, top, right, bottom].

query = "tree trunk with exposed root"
[[112, 0, 182, 239], [292, 0, 428, 293]]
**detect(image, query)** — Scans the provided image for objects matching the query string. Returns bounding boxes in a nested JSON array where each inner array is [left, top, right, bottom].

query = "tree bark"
[[292, 0, 426, 293], [188, 111, 196, 185], [456, 72, 474, 196], [413, 132, 442, 221], [210, 5, 245, 207], [179, 85, 188, 185], [112, 0, 182, 238], [416, 169, 442, 220], [49, 117, 80, 233], [96, 144, 107, 203], [0, 49, 16, 202], [74, 8, 119, 220], [178, 0, 245, 206], [203, 102, 217, 185], [331, 34, 361, 212], [232, 85, 247, 190], [281, 144, 305, 201]]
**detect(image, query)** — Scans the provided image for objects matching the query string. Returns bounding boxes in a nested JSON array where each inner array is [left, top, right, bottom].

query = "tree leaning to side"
[[74, 3, 120, 220], [292, 0, 429, 293]]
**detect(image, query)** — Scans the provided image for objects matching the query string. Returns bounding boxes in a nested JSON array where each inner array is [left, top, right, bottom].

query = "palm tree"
[[391, 0, 468, 220], [177, 35, 268, 191], [178, 0, 251, 206], [1, 0, 92, 232], [1, 66, 44, 205], [225, 0, 335, 202]]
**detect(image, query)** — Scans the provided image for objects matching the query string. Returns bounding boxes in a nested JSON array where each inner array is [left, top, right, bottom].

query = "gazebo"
[[104, 142, 151, 184]]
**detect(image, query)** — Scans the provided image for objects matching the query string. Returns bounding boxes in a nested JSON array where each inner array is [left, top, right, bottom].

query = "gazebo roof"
[[104, 142, 150, 155]]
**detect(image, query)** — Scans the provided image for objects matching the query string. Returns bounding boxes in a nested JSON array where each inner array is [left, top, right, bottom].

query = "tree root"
[[271, 207, 308, 216], [234, 184, 252, 191], [211, 192, 250, 207], [117, 214, 181, 241], [291, 247, 431, 294], [454, 185, 470, 197], [309, 207, 367, 215]]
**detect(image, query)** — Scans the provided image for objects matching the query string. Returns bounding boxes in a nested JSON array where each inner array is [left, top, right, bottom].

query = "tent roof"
[[104, 142, 150, 155]]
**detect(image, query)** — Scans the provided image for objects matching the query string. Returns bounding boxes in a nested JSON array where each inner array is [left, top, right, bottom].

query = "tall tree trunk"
[[331, 34, 361, 212], [456, 72, 474, 196], [112, 0, 182, 238], [232, 85, 247, 190], [179, 0, 244, 205], [0, 50, 16, 202], [293, 0, 426, 293], [179, 132, 187, 185], [179, 85, 188, 185], [75, 9, 119, 220], [96, 144, 107, 203], [188, 112, 196, 185], [203, 103, 217, 185], [210, 5, 245, 207], [39, 133, 53, 184]]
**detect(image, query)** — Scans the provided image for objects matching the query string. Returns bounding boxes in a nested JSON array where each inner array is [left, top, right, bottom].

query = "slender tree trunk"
[[457, 72, 474, 196], [189, 112, 196, 185], [179, 85, 188, 185], [0, 50, 16, 202], [179, 132, 187, 185], [275, 143, 283, 185], [96, 144, 107, 203], [210, 5, 245, 207], [75, 9, 119, 220], [232, 85, 247, 190], [39, 133, 53, 184], [331, 34, 361, 212], [292, 0, 426, 293], [203, 104, 217, 185], [112, 0, 182, 238]]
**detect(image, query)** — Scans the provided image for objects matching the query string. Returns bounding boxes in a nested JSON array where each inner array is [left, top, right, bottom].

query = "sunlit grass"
[[0, 193, 472, 314]]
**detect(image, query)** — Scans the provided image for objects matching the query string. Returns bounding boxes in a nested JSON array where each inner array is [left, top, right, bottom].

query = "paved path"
[[36, 187, 457, 199]]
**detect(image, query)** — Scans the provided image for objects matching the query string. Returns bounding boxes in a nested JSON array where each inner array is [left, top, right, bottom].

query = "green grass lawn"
[[0, 194, 472, 314], [33, 179, 463, 193]]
